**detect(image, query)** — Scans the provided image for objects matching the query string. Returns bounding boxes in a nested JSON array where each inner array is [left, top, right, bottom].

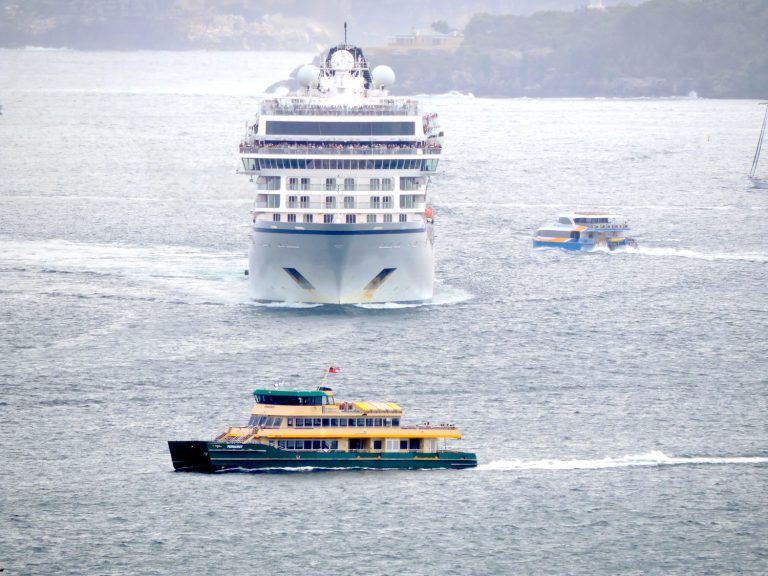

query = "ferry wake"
[[239, 37, 443, 304]]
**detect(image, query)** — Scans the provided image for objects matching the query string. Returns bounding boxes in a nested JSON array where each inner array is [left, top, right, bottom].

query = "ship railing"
[[400, 425, 458, 430], [257, 182, 422, 193], [239, 145, 441, 156], [260, 99, 420, 116], [254, 201, 426, 211]]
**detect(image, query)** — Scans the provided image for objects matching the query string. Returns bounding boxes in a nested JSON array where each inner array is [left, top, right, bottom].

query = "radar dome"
[[297, 65, 320, 88], [372, 65, 396, 89]]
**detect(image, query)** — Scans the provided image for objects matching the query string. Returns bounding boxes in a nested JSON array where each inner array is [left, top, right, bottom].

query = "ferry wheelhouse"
[[239, 43, 443, 304], [533, 212, 638, 251], [168, 387, 476, 472]]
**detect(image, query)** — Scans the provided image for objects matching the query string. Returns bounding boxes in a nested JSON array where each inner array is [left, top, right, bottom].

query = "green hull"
[[168, 441, 477, 472]]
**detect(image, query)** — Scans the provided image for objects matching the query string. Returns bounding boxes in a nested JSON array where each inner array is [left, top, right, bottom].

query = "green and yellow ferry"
[[168, 387, 477, 472]]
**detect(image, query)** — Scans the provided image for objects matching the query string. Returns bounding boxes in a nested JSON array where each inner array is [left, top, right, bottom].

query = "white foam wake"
[[478, 450, 768, 471], [635, 246, 767, 263], [355, 284, 474, 309]]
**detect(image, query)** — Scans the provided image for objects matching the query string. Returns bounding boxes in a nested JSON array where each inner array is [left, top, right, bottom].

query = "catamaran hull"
[[532, 239, 637, 251], [168, 441, 477, 471], [248, 224, 434, 304]]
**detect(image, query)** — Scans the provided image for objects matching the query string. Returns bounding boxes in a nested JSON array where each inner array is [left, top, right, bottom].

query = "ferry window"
[[313, 418, 321, 427], [384, 418, 391, 427], [300, 178, 310, 190], [331, 440, 338, 449], [322, 418, 330, 427], [344, 178, 355, 191], [383, 214, 393, 223], [344, 196, 355, 208], [278, 441, 286, 449], [330, 418, 339, 427], [295, 418, 303, 428], [324, 214, 334, 224], [374, 418, 383, 427], [400, 440, 408, 450], [365, 418, 374, 427], [287, 418, 294, 427], [386, 439, 398, 451], [346, 215, 357, 224], [409, 439, 420, 450], [286, 440, 294, 449], [367, 214, 376, 223], [287, 214, 297, 223], [273, 417, 282, 427], [300, 195, 310, 208], [370, 178, 381, 191], [382, 195, 393, 207], [373, 440, 382, 450], [399, 214, 407, 223], [248, 416, 258, 426], [340, 418, 348, 427], [265, 417, 275, 427], [272, 213, 281, 222], [312, 440, 321, 450], [348, 418, 356, 427], [392, 418, 400, 427], [325, 196, 336, 208], [304, 214, 313, 223]]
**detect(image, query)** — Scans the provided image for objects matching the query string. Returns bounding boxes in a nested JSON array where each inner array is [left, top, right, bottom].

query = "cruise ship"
[[239, 42, 443, 304], [168, 385, 477, 472]]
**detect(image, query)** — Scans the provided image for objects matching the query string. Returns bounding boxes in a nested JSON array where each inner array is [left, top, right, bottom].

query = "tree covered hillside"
[[382, 0, 768, 98]]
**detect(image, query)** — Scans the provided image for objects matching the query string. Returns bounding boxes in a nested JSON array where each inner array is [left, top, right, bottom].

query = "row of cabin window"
[[260, 176, 421, 192], [248, 415, 284, 427], [277, 195, 419, 209], [273, 214, 407, 223], [243, 158, 438, 171], [291, 416, 400, 428], [273, 440, 339, 451]]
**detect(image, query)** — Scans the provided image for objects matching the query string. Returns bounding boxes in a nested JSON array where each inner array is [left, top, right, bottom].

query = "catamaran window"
[[344, 196, 355, 208], [570, 231, 580, 240], [265, 120, 416, 136], [559, 217, 573, 225], [346, 215, 357, 224], [324, 214, 333, 224], [367, 214, 376, 223]]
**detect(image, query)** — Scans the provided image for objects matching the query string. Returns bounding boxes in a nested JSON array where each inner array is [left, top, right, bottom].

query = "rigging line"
[[750, 104, 768, 177]]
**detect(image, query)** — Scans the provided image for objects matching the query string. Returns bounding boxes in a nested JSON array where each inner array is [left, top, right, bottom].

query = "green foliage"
[[394, 0, 768, 97]]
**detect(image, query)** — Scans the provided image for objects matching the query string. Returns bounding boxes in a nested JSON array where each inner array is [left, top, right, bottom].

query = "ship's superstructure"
[[239, 43, 443, 303]]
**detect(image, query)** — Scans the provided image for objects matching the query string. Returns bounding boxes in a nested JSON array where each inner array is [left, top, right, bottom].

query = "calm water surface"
[[1, 50, 767, 575]]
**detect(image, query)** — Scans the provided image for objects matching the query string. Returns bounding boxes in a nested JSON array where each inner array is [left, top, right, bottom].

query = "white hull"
[[248, 222, 434, 304], [749, 176, 768, 189]]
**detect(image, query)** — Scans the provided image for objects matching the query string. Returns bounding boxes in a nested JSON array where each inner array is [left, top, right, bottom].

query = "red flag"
[[328, 366, 341, 374]]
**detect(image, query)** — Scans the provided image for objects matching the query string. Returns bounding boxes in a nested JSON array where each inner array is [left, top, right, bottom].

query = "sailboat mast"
[[750, 103, 768, 178]]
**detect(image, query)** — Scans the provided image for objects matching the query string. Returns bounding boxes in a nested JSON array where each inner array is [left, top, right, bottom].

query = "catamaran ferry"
[[533, 212, 638, 251], [168, 386, 476, 472], [239, 39, 442, 304]]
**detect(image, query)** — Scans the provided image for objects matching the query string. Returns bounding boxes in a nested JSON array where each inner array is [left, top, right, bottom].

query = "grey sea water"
[[1, 50, 767, 575]]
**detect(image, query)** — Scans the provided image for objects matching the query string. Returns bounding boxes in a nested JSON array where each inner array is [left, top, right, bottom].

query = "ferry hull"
[[169, 441, 477, 472], [248, 223, 434, 304]]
